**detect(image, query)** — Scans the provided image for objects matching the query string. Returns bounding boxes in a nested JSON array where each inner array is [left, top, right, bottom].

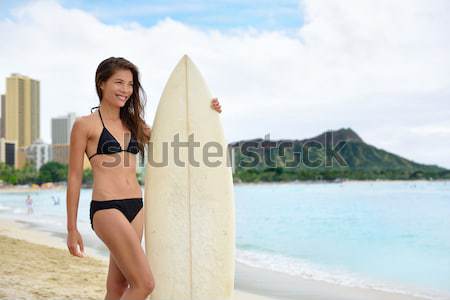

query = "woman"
[[25, 194, 33, 215], [66, 57, 222, 300]]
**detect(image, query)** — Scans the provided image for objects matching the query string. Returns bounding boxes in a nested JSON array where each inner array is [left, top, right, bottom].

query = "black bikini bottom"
[[89, 198, 143, 231]]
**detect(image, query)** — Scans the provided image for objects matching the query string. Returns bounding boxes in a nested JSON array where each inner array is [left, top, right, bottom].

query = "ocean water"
[[1, 181, 449, 299]]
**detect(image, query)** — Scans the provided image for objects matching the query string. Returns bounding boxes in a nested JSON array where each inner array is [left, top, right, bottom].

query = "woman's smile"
[[116, 94, 128, 102]]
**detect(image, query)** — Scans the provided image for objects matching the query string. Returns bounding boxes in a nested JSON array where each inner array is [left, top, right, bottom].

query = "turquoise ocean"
[[0, 181, 449, 299]]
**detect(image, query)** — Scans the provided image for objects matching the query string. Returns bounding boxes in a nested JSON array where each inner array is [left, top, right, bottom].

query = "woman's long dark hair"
[[94, 57, 150, 158]]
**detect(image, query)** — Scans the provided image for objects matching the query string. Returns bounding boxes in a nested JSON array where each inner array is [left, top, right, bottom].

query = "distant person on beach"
[[52, 195, 60, 205], [25, 194, 33, 215], [65, 57, 222, 300]]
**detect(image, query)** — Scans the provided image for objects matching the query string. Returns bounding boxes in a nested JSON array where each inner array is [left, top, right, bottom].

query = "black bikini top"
[[87, 106, 139, 160]]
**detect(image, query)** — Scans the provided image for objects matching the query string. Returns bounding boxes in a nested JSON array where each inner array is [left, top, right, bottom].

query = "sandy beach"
[[0, 217, 432, 300], [0, 218, 276, 300]]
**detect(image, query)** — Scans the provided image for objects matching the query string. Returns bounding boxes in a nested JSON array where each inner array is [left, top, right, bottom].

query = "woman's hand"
[[67, 229, 85, 258], [211, 97, 222, 113]]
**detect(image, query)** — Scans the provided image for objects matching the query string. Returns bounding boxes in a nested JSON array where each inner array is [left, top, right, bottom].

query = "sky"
[[0, 0, 449, 168]]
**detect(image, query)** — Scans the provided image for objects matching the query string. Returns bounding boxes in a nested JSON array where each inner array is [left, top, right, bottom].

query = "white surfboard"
[[144, 55, 235, 300]]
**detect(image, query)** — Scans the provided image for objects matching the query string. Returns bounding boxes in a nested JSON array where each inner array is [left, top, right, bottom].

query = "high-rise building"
[[4, 74, 40, 169], [52, 113, 76, 144], [50, 113, 90, 169], [4, 73, 40, 148], [0, 94, 5, 138]]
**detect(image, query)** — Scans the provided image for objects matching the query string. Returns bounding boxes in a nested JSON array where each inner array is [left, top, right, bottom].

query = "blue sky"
[[0, 0, 304, 31]]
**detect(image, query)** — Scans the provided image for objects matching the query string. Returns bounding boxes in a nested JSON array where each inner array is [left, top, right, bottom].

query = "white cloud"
[[0, 0, 449, 167]]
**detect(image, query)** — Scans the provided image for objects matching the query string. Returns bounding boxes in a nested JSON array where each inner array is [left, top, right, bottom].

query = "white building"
[[26, 138, 51, 170]]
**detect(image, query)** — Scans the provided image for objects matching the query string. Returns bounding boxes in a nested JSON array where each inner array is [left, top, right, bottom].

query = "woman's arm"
[[66, 117, 88, 257]]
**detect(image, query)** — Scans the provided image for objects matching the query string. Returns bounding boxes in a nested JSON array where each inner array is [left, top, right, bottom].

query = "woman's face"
[[100, 68, 133, 108]]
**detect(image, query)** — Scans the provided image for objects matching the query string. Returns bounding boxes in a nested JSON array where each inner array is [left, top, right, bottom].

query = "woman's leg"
[[105, 254, 129, 300], [104, 208, 147, 300], [93, 208, 154, 300]]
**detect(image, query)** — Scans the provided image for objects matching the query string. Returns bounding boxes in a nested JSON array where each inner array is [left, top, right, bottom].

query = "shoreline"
[[0, 217, 436, 300], [1, 179, 449, 194]]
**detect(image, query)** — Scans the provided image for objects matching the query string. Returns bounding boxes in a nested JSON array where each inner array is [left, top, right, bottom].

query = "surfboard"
[[144, 55, 235, 300]]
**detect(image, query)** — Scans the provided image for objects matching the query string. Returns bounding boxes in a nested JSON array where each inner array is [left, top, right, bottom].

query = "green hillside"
[[230, 128, 450, 182]]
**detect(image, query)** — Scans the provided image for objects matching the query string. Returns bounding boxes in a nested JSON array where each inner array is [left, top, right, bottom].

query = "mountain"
[[229, 128, 449, 182]]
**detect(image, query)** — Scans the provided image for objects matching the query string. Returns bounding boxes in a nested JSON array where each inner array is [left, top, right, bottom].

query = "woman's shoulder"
[[71, 112, 98, 134], [73, 114, 91, 126]]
